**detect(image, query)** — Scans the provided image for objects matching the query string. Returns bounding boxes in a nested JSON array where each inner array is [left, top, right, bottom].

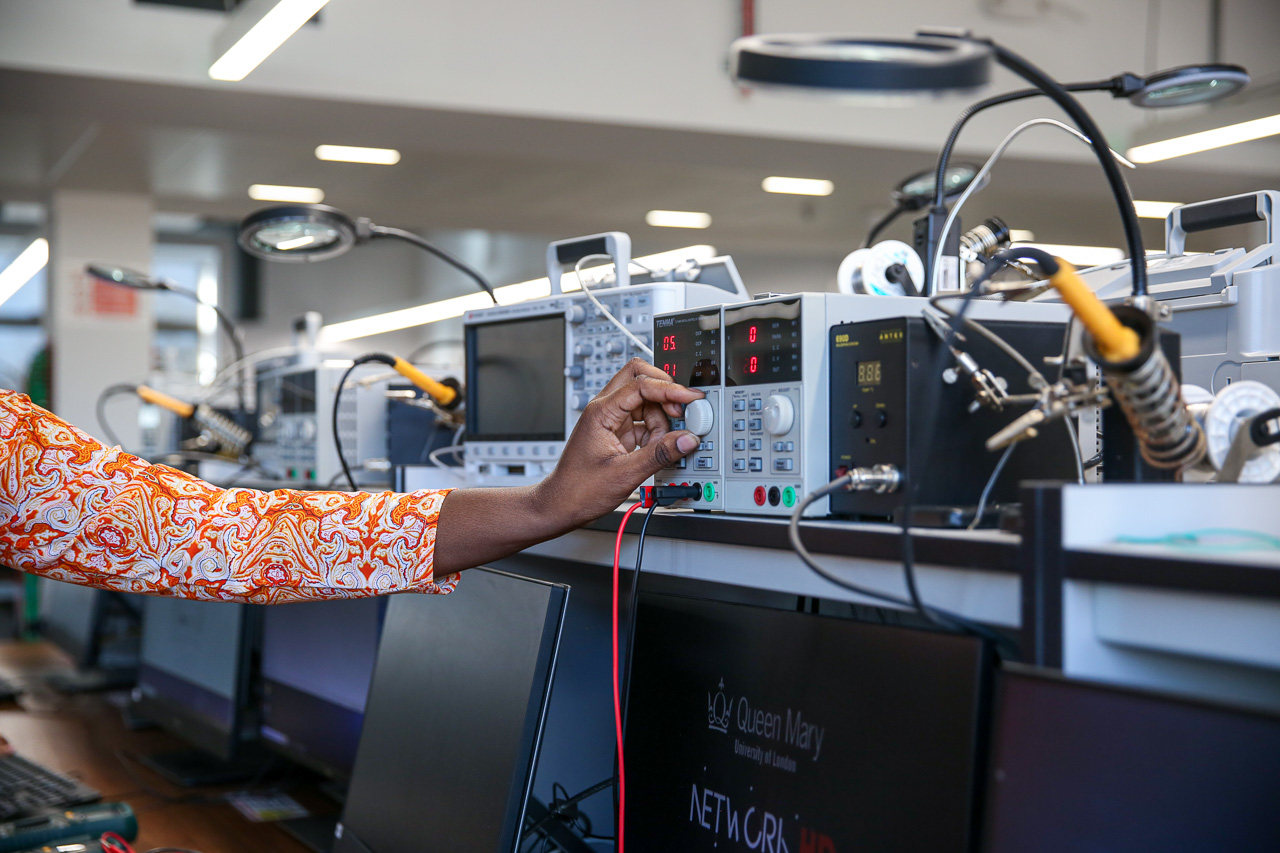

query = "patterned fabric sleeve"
[[0, 390, 457, 604]]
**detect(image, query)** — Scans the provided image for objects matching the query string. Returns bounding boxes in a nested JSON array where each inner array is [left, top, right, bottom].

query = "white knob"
[[605, 340, 625, 355], [571, 392, 591, 410], [763, 395, 794, 435], [683, 399, 714, 437], [574, 343, 594, 358], [566, 305, 587, 324]]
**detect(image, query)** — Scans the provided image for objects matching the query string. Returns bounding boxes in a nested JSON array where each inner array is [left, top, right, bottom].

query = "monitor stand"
[[139, 749, 266, 787], [279, 814, 340, 852], [278, 780, 346, 852], [44, 667, 137, 694]]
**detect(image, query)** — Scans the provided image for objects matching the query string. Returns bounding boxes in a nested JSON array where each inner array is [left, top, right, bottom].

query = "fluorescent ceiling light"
[[322, 245, 717, 342], [209, 0, 330, 82], [0, 238, 49, 308], [1133, 200, 1182, 219], [1126, 113, 1280, 163], [248, 184, 325, 203], [1009, 229, 1036, 242], [761, 176, 835, 196], [1013, 242, 1125, 267], [645, 210, 712, 229], [315, 144, 402, 165]]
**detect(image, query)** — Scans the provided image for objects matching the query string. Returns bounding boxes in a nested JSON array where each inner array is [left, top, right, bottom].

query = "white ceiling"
[[1, 0, 1279, 259]]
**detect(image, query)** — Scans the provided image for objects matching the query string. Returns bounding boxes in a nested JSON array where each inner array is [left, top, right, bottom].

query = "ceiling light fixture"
[[645, 210, 712, 229], [1126, 113, 1280, 163], [320, 245, 717, 342], [248, 184, 325, 203], [1133, 200, 1183, 219], [209, 0, 330, 82], [762, 176, 835, 196], [315, 144, 402, 165], [0, 238, 48, 309]]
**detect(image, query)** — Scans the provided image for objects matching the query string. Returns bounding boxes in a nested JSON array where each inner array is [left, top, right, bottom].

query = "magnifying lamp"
[[238, 204, 497, 303], [862, 162, 985, 248], [731, 31, 1251, 299], [85, 264, 247, 410]]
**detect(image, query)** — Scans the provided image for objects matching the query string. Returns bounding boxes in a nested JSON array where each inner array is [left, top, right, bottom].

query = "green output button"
[[782, 486, 796, 507], [703, 482, 716, 502]]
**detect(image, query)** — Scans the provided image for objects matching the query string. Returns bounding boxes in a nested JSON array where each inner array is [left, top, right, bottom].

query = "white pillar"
[[47, 190, 153, 448]]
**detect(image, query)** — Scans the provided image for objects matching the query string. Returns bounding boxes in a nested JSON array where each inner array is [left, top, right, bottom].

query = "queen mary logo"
[[707, 678, 731, 733]]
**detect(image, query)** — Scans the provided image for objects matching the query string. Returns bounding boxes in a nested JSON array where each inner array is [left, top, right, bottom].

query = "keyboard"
[[0, 754, 101, 821]]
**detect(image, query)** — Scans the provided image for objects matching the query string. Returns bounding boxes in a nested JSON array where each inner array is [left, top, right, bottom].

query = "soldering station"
[[2, 4, 1280, 853]]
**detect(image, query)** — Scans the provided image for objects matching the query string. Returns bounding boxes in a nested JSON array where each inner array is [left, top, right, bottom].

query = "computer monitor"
[[981, 665, 1280, 853], [38, 578, 140, 691], [37, 578, 99, 667], [624, 592, 992, 853], [333, 568, 569, 853], [131, 597, 260, 772], [259, 597, 386, 780]]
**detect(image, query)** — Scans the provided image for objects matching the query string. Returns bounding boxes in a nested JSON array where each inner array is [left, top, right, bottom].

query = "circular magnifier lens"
[[1131, 64, 1249, 108], [238, 204, 358, 263], [894, 162, 981, 207], [731, 34, 992, 96]]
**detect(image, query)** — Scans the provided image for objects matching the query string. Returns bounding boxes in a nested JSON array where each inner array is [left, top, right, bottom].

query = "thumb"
[[621, 430, 700, 483]]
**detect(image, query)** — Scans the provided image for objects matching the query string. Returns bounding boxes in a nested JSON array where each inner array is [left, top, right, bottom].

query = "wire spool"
[[837, 240, 924, 296], [1203, 381, 1280, 483]]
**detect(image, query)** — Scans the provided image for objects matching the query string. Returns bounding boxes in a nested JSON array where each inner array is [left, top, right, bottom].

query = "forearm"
[[0, 391, 455, 603], [433, 483, 581, 574]]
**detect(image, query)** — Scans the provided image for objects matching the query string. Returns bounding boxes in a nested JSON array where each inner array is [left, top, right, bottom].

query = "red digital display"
[[652, 311, 721, 388], [724, 300, 802, 386]]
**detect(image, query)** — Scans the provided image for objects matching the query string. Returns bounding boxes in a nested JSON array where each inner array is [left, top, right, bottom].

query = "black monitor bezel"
[[334, 567, 569, 853], [980, 663, 1280, 851], [624, 587, 995, 852]]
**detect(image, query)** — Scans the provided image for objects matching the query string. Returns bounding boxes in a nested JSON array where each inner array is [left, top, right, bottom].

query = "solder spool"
[[1083, 306, 1206, 471], [837, 240, 924, 296], [1202, 381, 1280, 483]]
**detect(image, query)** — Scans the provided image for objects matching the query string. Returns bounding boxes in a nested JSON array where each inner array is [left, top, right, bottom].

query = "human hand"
[[535, 359, 703, 527]]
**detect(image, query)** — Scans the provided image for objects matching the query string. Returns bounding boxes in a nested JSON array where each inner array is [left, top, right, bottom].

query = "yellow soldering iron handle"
[[1047, 260, 1141, 363], [136, 385, 196, 418], [391, 358, 458, 407]]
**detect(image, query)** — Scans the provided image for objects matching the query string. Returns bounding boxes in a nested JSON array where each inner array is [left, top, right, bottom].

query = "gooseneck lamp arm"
[[84, 265, 248, 411], [363, 222, 497, 303], [933, 34, 1149, 296], [931, 78, 1118, 210]]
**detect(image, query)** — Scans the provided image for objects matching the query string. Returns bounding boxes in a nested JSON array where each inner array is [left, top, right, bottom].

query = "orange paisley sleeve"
[[0, 390, 458, 604]]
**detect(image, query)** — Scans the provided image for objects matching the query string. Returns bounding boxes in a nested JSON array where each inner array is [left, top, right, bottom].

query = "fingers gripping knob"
[[684, 399, 715, 437]]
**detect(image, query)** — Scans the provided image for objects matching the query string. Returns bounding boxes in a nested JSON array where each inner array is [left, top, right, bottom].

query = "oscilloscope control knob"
[[574, 343, 594, 358], [604, 340, 625, 355], [763, 395, 794, 436], [564, 365, 584, 379], [683, 399, 715, 437], [571, 392, 592, 410], [566, 305, 588, 324]]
